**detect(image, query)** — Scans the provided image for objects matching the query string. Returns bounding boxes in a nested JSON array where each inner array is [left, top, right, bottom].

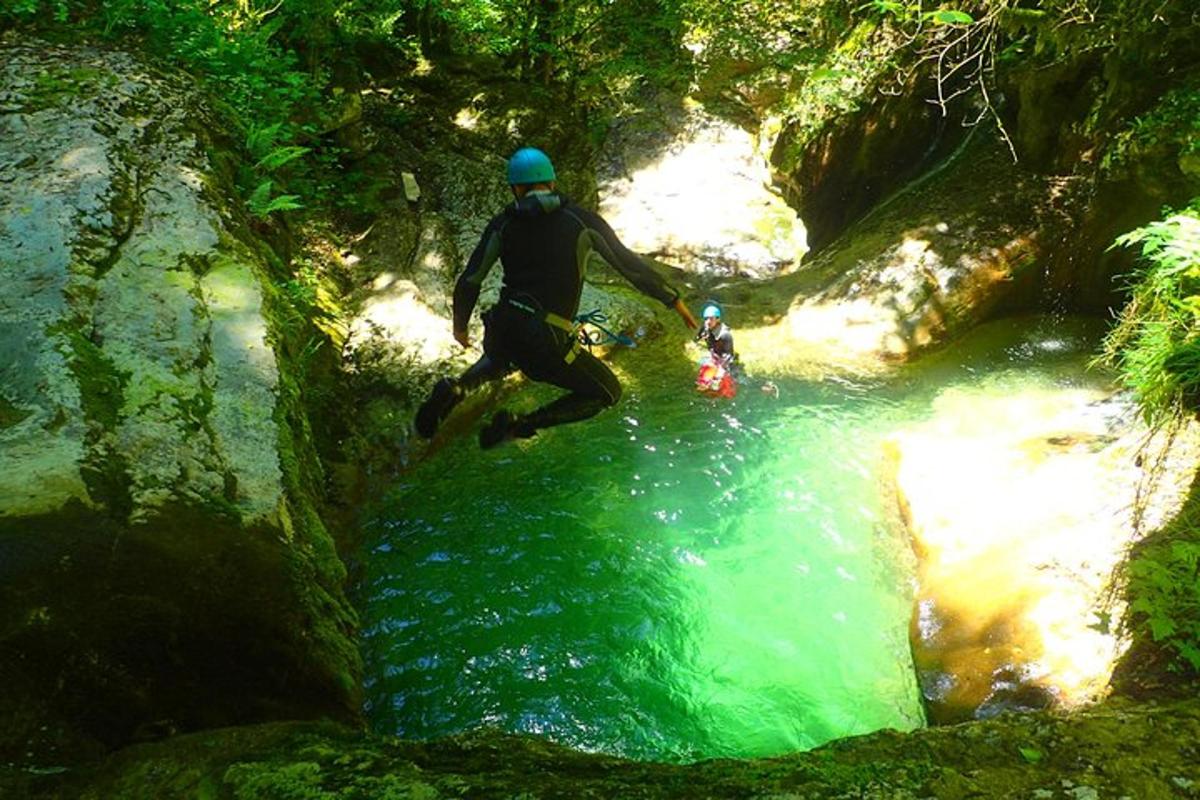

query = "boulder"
[[0, 39, 359, 761], [732, 132, 1061, 375]]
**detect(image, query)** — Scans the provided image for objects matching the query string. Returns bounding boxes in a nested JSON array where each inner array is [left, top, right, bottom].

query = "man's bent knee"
[[592, 375, 621, 407]]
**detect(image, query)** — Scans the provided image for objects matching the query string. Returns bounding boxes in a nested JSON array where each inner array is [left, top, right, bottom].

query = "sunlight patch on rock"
[[599, 105, 805, 277], [887, 386, 1200, 721]]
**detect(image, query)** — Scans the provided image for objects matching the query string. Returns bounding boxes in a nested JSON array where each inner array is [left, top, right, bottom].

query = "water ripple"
[[358, 316, 1107, 762]]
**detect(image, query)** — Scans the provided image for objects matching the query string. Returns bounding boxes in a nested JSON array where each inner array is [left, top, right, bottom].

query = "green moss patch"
[[48, 324, 133, 518], [21, 65, 117, 112], [9, 697, 1197, 799], [0, 393, 32, 429]]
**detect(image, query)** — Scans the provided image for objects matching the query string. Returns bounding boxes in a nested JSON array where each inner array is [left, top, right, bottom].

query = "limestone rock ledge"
[[4, 696, 1198, 799], [731, 133, 1059, 377], [887, 378, 1200, 723], [0, 38, 359, 761]]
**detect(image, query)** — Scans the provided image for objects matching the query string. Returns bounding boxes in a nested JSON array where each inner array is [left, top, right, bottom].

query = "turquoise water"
[[359, 316, 1109, 762]]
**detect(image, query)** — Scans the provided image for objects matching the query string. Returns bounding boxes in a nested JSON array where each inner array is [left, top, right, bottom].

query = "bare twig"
[[878, 1, 1019, 161]]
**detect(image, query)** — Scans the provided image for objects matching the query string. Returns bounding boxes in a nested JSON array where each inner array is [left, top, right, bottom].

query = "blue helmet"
[[507, 147, 556, 185], [702, 304, 721, 319]]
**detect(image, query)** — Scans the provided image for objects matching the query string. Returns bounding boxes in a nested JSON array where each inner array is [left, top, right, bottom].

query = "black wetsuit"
[[451, 190, 680, 434], [695, 322, 735, 367]]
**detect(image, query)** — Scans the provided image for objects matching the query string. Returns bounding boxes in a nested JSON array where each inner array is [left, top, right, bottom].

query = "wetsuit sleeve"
[[452, 213, 506, 334], [717, 329, 735, 364], [572, 207, 680, 307]]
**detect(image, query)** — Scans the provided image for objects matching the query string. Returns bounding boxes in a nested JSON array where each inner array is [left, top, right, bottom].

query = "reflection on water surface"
[[360, 316, 1108, 762]]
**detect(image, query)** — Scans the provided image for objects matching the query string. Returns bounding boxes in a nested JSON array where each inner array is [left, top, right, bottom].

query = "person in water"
[[694, 302, 735, 393], [415, 146, 698, 448]]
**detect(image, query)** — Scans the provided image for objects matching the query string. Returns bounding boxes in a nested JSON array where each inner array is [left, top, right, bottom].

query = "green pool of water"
[[359, 316, 1110, 762]]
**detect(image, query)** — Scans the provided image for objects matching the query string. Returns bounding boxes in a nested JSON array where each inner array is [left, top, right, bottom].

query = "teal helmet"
[[702, 304, 721, 319], [507, 147, 556, 185]]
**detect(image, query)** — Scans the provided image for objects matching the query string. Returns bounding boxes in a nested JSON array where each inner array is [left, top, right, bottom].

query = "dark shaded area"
[[1111, 464, 1200, 699], [770, 69, 972, 255], [0, 501, 361, 767], [1006, 42, 1200, 313]]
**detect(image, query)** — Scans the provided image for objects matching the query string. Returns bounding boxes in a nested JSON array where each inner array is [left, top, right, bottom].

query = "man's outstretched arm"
[[452, 214, 506, 345], [571, 207, 695, 329]]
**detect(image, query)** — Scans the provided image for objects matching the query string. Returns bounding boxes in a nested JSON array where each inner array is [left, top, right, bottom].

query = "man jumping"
[[415, 146, 696, 449]]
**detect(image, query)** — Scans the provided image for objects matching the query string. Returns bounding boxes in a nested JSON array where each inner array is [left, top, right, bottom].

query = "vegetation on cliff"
[[1099, 202, 1200, 681]]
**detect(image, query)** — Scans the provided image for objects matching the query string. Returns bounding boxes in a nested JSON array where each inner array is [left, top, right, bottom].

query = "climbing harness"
[[505, 298, 636, 363], [574, 308, 636, 350]]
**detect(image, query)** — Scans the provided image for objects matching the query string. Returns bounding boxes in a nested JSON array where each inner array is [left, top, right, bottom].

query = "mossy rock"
[[5, 696, 1199, 799], [0, 37, 359, 762]]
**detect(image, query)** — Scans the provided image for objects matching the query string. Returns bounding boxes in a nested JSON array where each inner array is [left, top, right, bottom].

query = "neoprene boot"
[[479, 410, 536, 450]]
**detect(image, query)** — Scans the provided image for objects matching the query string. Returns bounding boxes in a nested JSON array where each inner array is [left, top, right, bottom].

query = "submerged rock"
[[0, 39, 359, 761]]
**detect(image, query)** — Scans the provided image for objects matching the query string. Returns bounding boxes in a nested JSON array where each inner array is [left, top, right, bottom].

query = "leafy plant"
[[256, 146, 311, 173], [1017, 746, 1044, 764], [1099, 201, 1200, 425], [1104, 84, 1200, 173], [1, 0, 69, 22], [1103, 201, 1200, 677], [247, 180, 305, 218], [858, 2, 973, 26], [925, 9, 973, 25], [242, 122, 310, 218], [8, 0, 327, 213], [1128, 538, 1200, 673]]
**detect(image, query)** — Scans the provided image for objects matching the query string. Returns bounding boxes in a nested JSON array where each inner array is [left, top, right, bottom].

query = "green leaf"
[[255, 145, 310, 172], [1087, 611, 1112, 635], [812, 67, 849, 81], [1178, 642, 1200, 672], [245, 122, 284, 159], [1018, 747, 1043, 764], [247, 179, 273, 211], [260, 194, 304, 214], [926, 10, 974, 25], [1148, 616, 1177, 641], [858, 0, 906, 14]]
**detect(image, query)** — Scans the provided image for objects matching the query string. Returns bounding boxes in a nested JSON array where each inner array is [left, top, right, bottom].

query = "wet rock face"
[[888, 383, 1200, 724], [598, 99, 805, 278], [0, 39, 359, 760], [1005, 40, 1200, 313], [733, 134, 1063, 375], [770, 69, 969, 255]]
